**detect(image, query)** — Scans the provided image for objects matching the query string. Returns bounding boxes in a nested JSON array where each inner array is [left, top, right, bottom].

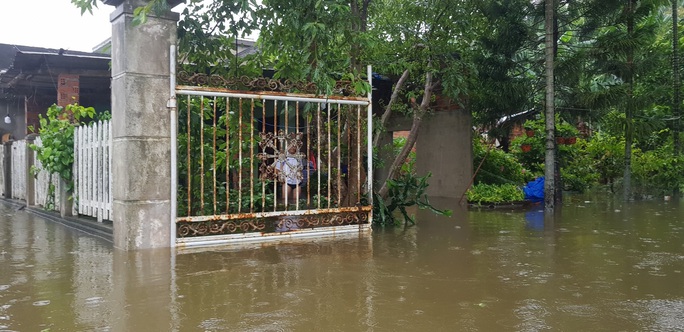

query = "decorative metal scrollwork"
[[256, 130, 304, 183], [177, 212, 368, 237], [177, 72, 358, 96]]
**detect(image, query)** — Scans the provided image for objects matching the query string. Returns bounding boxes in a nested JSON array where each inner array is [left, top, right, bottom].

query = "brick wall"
[[57, 74, 79, 107]]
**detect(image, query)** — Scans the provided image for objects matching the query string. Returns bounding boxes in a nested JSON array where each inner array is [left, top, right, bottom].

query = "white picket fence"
[[0, 144, 4, 197], [11, 140, 26, 200], [34, 137, 62, 212], [75, 120, 112, 221]]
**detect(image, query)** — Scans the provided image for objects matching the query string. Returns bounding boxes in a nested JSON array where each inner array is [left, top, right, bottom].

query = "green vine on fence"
[[29, 103, 96, 192]]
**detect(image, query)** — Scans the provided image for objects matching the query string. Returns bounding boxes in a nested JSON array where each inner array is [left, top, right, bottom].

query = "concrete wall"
[[416, 110, 472, 199], [378, 108, 472, 199]]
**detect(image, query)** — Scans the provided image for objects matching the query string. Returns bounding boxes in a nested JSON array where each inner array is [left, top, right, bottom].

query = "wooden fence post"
[[3, 141, 11, 199], [25, 134, 37, 206]]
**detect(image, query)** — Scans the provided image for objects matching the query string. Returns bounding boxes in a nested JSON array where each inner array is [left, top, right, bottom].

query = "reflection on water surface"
[[0, 196, 683, 331]]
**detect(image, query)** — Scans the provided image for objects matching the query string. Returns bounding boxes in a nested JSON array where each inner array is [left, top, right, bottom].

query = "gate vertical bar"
[[273, 100, 278, 211], [295, 101, 300, 211], [357, 104, 361, 204], [336, 103, 341, 207], [316, 102, 321, 208], [306, 108, 311, 207], [250, 99, 255, 212], [186, 95, 191, 217], [367, 65, 374, 207], [262, 100, 266, 210], [225, 98, 230, 213], [170, 44, 177, 246], [238, 99, 243, 213], [212, 97, 217, 215], [200, 97, 205, 214], [346, 113, 351, 206], [327, 101, 331, 208], [284, 100, 289, 209]]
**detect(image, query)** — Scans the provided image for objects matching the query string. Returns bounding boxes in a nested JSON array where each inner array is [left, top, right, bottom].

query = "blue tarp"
[[523, 177, 545, 201]]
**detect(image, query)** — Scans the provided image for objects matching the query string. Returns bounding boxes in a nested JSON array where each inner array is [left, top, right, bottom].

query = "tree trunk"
[[623, 0, 635, 201], [673, 0, 681, 199], [544, 0, 556, 211], [372, 69, 410, 147], [377, 71, 433, 200]]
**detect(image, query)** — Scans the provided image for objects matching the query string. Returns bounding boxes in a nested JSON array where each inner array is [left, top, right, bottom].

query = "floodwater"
[[1, 195, 683, 331]]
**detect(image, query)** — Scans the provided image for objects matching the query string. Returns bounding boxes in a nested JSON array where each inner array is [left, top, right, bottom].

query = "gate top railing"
[[171, 58, 373, 239]]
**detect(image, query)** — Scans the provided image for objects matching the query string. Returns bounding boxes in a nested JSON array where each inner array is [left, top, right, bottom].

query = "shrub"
[[584, 132, 625, 191], [466, 183, 524, 205], [560, 138, 600, 192], [30, 104, 96, 187], [632, 145, 684, 197], [473, 136, 531, 185], [373, 172, 452, 227]]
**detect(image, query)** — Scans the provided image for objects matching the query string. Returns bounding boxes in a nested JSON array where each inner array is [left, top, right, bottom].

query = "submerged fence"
[[33, 137, 62, 211], [74, 120, 112, 221], [0, 120, 112, 221]]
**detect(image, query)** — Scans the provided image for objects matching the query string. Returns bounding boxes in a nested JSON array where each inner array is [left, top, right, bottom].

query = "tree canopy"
[[74, 0, 684, 202]]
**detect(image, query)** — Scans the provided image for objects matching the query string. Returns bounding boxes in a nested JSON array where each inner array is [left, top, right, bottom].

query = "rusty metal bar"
[[316, 102, 321, 208], [250, 98, 255, 213], [200, 97, 205, 214], [176, 205, 372, 223], [273, 100, 278, 212], [238, 98, 243, 213], [336, 103, 341, 207], [306, 107, 311, 207], [295, 101, 300, 211], [262, 99, 266, 211], [367, 65, 374, 206], [357, 104, 361, 204], [346, 111, 351, 207], [177, 86, 369, 105], [225, 97, 230, 213], [285, 100, 291, 210], [212, 96, 217, 215], [186, 95, 191, 216], [327, 102, 331, 209]]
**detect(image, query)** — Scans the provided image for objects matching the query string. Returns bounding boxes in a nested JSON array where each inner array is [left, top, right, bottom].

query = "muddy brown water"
[[1, 195, 683, 331]]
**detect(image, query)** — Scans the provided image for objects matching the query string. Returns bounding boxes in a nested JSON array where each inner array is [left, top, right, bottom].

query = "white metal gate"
[[171, 55, 373, 247]]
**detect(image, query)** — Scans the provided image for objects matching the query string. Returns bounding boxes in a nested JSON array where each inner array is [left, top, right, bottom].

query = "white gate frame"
[[169, 46, 374, 248]]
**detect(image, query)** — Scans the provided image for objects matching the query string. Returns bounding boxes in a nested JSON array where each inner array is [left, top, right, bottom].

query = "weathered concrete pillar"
[[107, 0, 178, 250], [416, 109, 472, 198]]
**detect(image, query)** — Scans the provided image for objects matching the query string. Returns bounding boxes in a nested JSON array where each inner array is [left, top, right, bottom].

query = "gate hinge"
[[167, 96, 177, 109]]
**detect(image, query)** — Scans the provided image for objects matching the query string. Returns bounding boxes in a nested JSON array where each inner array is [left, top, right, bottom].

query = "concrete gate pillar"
[[416, 109, 472, 199], [106, 0, 179, 250]]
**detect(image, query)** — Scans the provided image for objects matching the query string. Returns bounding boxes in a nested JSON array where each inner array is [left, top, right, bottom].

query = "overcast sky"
[[0, 0, 117, 52], [0, 0, 257, 53]]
